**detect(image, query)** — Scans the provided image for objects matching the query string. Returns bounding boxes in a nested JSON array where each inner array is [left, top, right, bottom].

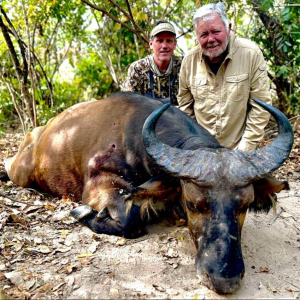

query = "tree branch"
[[0, 6, 29, 83], [0, 67, 26, 134], [21, 0, 38, 127], [80, 0, 149, 45]]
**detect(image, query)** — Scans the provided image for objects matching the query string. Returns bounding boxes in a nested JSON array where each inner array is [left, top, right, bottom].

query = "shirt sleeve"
[[177, 57, 196, 119], [237, 50, 272, 151], [123, 63, 142, 93]]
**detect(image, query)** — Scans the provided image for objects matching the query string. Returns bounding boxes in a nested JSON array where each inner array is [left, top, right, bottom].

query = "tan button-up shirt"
[[177, 33, 271, 151]]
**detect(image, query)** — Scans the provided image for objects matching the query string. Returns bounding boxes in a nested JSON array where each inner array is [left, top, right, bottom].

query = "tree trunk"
[[0, 12, 35, 127]]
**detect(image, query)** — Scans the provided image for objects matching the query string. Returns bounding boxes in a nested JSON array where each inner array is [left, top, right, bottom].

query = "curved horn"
[[142, 104, 222, 180], [143, 99, 294, 182], [142, 104, 186, 176], [240, 98, 294, 176]]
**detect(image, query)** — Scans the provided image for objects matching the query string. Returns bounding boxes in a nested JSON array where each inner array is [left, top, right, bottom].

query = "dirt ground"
[[0, 130, 300, 300]]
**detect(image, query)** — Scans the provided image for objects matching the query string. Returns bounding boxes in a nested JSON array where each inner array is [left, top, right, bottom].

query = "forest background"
[[0, 0, 299, 134]]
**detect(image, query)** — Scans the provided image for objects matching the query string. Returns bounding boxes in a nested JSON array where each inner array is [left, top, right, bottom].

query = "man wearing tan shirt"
[[178, 2, 271, 151]]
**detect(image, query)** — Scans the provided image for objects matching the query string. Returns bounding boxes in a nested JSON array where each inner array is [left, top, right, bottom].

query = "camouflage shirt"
[[124, 55, 182, 105]]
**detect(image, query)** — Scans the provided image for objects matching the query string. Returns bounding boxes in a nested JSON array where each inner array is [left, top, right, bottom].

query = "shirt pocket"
[[226, 73, 249, 102], [191, 77, 208, 103]]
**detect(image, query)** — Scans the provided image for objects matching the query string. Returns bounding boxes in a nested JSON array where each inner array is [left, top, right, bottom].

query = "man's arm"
[[177, 57, 195, 119], [237, 50, 272, 151], [123, 63, 142, 93]]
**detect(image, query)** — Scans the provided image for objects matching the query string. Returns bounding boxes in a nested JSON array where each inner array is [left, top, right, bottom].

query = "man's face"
[[149, 32, 177, 65], [195, 12, 231, 63]]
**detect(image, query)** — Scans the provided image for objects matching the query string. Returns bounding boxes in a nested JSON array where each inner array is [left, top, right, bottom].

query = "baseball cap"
[[150, 22, 176, 38]]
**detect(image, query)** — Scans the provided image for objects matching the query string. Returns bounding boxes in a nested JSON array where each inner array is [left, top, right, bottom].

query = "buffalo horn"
[[239, 98, 294, 176], [142, 104, 216, 179], [142, 99, 293, 181]]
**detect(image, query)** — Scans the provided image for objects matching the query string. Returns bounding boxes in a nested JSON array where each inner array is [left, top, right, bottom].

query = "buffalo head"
[[142, 98, 293, 293]]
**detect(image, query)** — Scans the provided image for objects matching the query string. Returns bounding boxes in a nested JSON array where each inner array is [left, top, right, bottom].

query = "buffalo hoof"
[[71, 205, 94, 221], [0, 171, 9, 182]]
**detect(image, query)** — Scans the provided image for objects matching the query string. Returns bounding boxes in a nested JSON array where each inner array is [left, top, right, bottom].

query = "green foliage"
[[226, 0, 300, 114], [0, 90, 16, 128], [74, 54, 115, 99]]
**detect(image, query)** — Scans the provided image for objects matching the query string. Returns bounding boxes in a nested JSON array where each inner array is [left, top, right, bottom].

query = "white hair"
[[193, 2, 230, 32]]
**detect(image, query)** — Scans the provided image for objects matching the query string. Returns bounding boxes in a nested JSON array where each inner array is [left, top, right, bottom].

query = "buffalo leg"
[[75, 174, 180, 237]]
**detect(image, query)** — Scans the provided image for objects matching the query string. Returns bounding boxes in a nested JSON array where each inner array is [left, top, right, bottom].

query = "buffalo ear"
[[249, 176, 289, 213]]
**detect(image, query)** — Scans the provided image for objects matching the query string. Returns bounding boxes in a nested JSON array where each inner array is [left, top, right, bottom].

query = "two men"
[[125, 3, 271, 151]]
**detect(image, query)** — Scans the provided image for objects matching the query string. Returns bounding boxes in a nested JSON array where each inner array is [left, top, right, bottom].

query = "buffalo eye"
[[181, 181, 207, 213], [186, 200, 198, 212], [185, 199, 208, 214], [234, 185, 255, 213]]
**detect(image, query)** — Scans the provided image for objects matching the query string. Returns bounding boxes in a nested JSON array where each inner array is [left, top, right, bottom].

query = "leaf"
[[114, 23, 121, 31], [77, 253, 94, 258], [281, 212, 292, 218], [259, 266, 270, 273], [24, 279, 35, 291], [44, 204, 56, 210], [8, 214, 26, 225], [58, 230, 70, 236], [52, 211, 69, 221], [13, 242, 24, 252], [153, 284, 166, 292], [52, 282, 65, 292], [119, 15, 128, 22], [4, 271, 25, 286], [116, 237, 126, 246], [65, 275, 75, 288], [165, 248, 179, 258], [109, 288, 119, 295], [53, 246, 72, 253], [61, 195, 73, 205], [276, 36, 283, 45], [40, 245, 52, 254], [34, 237, 42, 245], [66, 262, 81, 274], [87, 242, 98, 254], [268, 282, 277, 293], [283, 45, 288, 52], [285, 41, 292, 47], [25, 245, 52, 254]]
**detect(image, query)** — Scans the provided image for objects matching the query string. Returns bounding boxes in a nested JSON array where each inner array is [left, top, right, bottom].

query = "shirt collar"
[[226, 33, 237, 60]]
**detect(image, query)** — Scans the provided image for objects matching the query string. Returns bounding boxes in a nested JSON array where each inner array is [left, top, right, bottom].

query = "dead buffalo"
[[3, 92, 293, 294]]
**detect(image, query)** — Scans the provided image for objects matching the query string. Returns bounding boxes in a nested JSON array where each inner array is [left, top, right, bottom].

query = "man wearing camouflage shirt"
[[124, 21, 182, 105]]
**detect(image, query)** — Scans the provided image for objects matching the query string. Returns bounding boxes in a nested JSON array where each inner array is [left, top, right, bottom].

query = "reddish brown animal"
[[4, 93, 293, 294]]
